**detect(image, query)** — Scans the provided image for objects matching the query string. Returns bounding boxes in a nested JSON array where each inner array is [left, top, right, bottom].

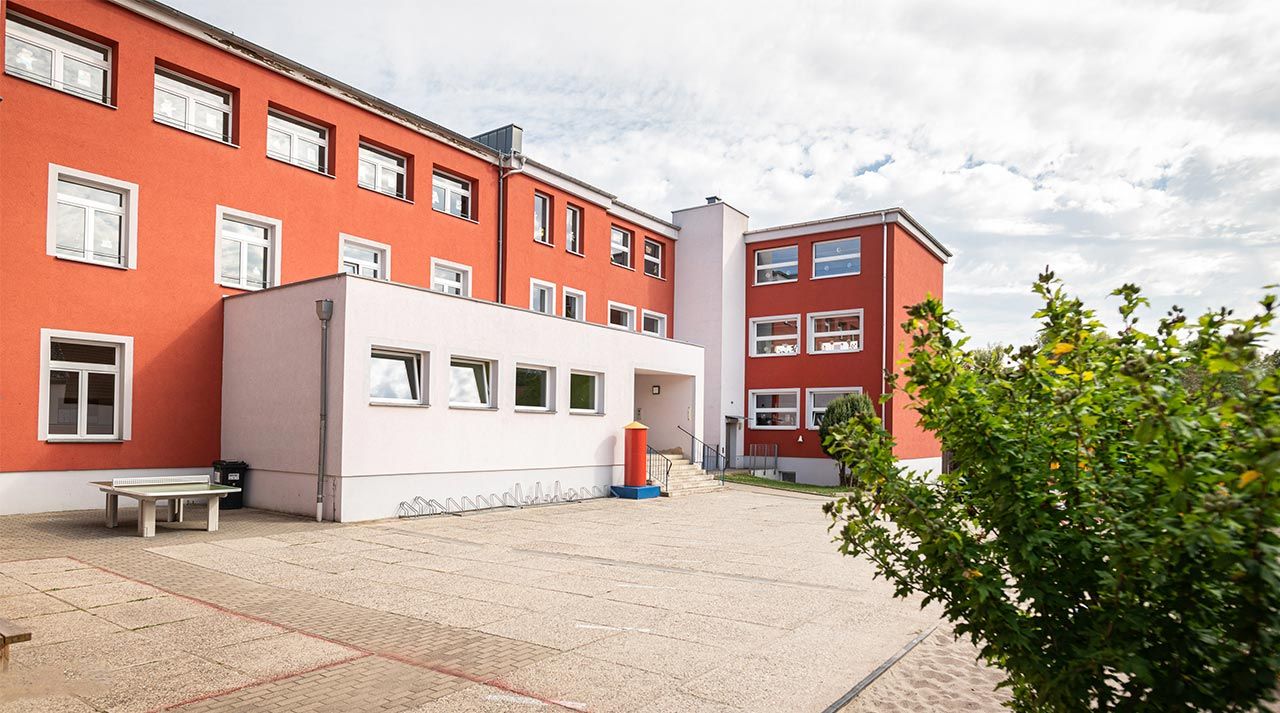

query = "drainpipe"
[[880, 213, 889, 421], [495, 152, 526, 304], [315, 298, 333, 522]]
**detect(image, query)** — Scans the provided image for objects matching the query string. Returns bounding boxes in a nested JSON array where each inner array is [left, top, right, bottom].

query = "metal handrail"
[[646, 446, 672, 491], [677, 425, 726, 481]]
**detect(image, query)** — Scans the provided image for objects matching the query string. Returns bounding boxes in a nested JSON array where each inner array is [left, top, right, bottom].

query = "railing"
[[646, 446, 672, 491], [677, 425, 726, 482], [745, 443, 779, 478]]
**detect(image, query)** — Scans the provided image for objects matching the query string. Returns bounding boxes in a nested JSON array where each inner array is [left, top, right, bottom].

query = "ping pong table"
[[91, 475, 241, 538]]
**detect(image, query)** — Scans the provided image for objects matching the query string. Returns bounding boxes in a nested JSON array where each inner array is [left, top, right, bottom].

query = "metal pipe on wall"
[[315, 298, 333, 522]]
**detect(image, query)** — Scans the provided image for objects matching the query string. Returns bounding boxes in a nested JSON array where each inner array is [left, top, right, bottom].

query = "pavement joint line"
[[821, 623, 941, 713], [149, 653, 373, 713]]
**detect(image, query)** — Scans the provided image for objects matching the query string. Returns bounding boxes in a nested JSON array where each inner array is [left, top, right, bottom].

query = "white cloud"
[[167, 0, 1280, 347]]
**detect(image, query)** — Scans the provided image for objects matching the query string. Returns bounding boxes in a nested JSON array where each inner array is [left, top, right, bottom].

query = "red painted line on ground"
[[66, 556, 583, 712], [147, 653, 371, 713]]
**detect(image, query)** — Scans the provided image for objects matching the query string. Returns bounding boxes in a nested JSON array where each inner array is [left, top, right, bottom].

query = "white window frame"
[[368, 347, 427, 406], [643, 238, 664, 279], [641, 310, 668, 338], [748, 388, 801, 431], [610, 226, 633, 269], [214, 205, 282, 291], [432, 170, 472, 219], [607, 301, 636, 331], [565, 204, 583, 255], [812, 237, 861, 280], [514, 363, 554, 413], [37, 328, 133, 441], [357, 143, 408, 200], [5, 12, 112, 105], [569, 370, 603, 415], [153, 67, 233, 144], [47, 164, 138, 270], [750, 314, 801, 358], [266, 109, 329, 174], [339, 234, 390, 280], [807, 309, 865, 354], [430, 258, 472, 297], [449, 356, 495, 409], [529, 278, 556, 315], [533, 192, 552, 245], [807, 387, 863, 430], [562, 287, 586, 322], [754, 245, 799, 286]]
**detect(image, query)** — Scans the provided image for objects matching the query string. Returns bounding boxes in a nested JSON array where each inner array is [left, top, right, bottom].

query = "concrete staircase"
[[656, 449, 723, 497]]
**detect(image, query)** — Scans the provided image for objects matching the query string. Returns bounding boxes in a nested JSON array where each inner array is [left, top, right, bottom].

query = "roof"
[[745, 207, 952, 260]]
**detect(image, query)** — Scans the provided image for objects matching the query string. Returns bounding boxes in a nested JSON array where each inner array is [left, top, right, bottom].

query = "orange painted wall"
[[886, 224, 945, 459]]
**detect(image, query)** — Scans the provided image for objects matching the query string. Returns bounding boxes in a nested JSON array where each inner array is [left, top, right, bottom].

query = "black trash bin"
[[212, 460, 248, 509]]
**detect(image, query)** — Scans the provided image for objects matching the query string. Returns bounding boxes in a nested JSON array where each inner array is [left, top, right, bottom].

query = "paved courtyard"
[[0, 487, 1005, 712]]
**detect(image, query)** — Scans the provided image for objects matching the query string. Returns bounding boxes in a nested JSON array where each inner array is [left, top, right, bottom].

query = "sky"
[[166, 0, 1280, 349]]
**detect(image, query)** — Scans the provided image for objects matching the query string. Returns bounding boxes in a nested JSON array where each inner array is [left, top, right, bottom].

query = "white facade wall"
[[779, 456, 945, 486], [633, 372, 697, 456], [222, 274, 704, 522]]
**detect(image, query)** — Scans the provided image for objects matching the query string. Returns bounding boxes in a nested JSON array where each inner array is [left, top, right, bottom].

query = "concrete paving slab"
[[573, 631, 723, 679], [48, 580, 162, 609], [91, 595, 209, 629], [0, 591, 76, 619], [203, 631, 359, 678], [0, 575, 37, 598], [0, 557, 87, 576], [135, 612, 285, 651], [12, 609, 124, 646], [478, 612, 622, 651], [500, 652, 671, 713], [7, 567, 119, 591]]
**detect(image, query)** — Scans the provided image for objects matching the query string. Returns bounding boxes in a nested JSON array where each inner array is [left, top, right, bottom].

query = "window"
[[751, 315, 801, 357], [533, 193, 552, 245], [565, 205, 583, 255], [813, 237, 861, 279], [340, 235, 389, 280], [808, 310, 863, 353], [749, 389, 800, 430], [643, 239, 664, 278], [432, 171, 472, 219], [431, 258, 471, 297], [641, 310, 667, 338], [808, 387, 862, 429], [754, 245, 798, 285], [39, 330, 132, 441], [48, 165, 137, 269], [216, 206, 280, 290], [450, 357, 493, 408], [5, 13, 111, 104], [530, 279, 555, 315], [563, 288, 586, 322], [153, 68, 232, 143], [358, 144, 407, 199], [515, 365, 553, 411], [608, 302, 636, 330], [610, 227, 632, 268], [266, 110, 327, 173], [369, 349, 423, 405], [570, 371, 602, 414]]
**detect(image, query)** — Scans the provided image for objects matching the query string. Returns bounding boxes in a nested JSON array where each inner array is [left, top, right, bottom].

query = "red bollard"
[[623, 421, 649, 487]]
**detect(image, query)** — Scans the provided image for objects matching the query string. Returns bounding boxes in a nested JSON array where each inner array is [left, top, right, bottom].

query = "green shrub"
[[823, 272, 1280, 711], [818, 392, 875, 487]]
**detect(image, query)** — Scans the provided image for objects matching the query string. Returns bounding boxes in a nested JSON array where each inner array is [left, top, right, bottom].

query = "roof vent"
[[472, 124, 523, 155], [705, 196, 721, 205]]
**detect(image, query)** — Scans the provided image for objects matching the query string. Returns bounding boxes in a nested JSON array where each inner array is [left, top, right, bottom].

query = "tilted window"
[[369, 349, 424, 404], [643, 239, 664, 278], [754, 245, 798, 285], [154, 68, 232, 143], [358, 144, 407, 199], [450, 357, 493, 408], [610, 227, 632, 268], [432, 172, 472, 219], [533, 193, 552, 245], [565, 205, 583, 254], [266, 110, 328, 173], [750, 390, 800, 430], [5, 13, 111, 104]]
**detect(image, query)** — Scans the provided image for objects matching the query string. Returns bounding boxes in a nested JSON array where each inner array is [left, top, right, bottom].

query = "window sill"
[[152, 117, 238, 148], [752, 278, 799, 287], [747, 426, 799, 431], [369, 401, 430, 408], [448, 404, 497, 411], [44, 438, 125, 444], [566, 250, 585, 258], [611, 262, 636, 271], [357, 184, 413, 204], [266, 153, 335, 179], [750, 351, 800, 358], [4, 70, 116, 109], [217, 280, 267, 292], [644, 272, 666, 281], [807, 348, 864, 356], [534, 239, 555, 248], [514, 407, 556, 414], [53, 254, 130, 270], [431, 207, 479, 224], [569, 410, 605, 417], [811, 271, 860, 281]]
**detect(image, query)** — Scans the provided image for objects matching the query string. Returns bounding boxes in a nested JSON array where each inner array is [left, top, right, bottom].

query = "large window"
[[533, 193, 552, 245], [369, 349, 424, 405], [431, 259, 471, 297], [358, 144, 407, 199], [808, 309, 863, 353], [750, 315, 800, 357], [565, 205, 583, 255], [49, 166, 137, 269], [813, 237, 861, 279], [750, 389, 800, 430], [754, 245, 798, 285], [610, 227, 632, 268], [266, 110, 328, 173], [608, 302, 636, 330], [5, 13, 111, 105], [563, 288, 586, 322], [450, 357, 493, 408], [515, 365, 553, 411], [807, 387, 861, 429], [432, 171, 472, 219], [569, 371, 602, 414], [39, 330, 132, 441], [530, 279, 555, 315], [153, 68, 232, 143], [643, 239, 664, 278], [641, 310, 667, 338], [340, 235, 389, 280], [216, 207, 279, 291]]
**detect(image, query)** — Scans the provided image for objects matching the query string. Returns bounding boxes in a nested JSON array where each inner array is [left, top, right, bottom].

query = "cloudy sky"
[[169, 0, 1280, 348]]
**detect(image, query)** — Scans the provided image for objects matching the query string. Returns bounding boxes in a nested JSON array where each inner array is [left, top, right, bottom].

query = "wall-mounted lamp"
[[797, 434, 805, 443], [651, 385, 661, 395]]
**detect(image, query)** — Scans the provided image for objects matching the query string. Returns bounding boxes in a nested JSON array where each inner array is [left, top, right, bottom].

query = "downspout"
[[495, 152, 526, 304], [314, 298, 333, 522], [880, 213, 889, 422]]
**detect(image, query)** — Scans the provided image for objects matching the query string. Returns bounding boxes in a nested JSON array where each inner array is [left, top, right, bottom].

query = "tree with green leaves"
[[823, 272, 1280, 711], [818, 392, 875, 487]]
